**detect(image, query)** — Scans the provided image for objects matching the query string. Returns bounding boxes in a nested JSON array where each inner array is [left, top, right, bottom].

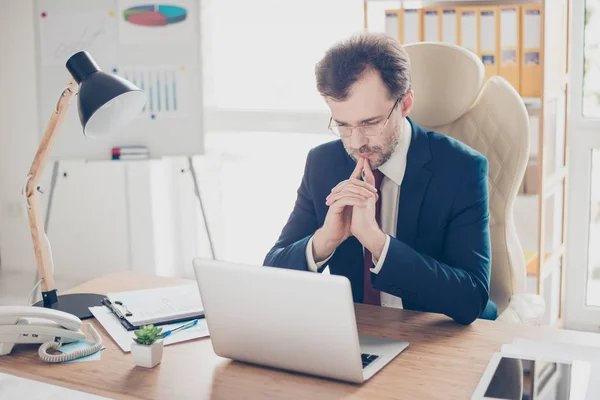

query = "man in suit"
[[263, 33, 497, 325]]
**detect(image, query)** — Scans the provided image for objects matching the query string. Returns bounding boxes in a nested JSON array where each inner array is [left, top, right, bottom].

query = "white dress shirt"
[[306, 118, 412, 309]]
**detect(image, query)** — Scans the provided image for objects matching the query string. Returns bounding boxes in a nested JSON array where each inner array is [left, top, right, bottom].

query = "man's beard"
[[344, 124, 401, 169]]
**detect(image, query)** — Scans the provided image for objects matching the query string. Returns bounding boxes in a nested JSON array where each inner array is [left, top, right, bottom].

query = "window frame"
[[565, 0, 600, 331]]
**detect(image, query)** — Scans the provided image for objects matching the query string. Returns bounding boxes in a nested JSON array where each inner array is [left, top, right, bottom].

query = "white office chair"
[[404, 42, 545, 325]]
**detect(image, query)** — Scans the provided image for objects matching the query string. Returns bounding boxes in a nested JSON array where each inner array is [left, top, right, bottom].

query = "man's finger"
[[363, 160, 375, 186], [327, 186, 377, 202], [331, 179, 377, 195], [328, 197, 367, 212], [326, 192, 373, 206], [331, 180, 346, 193], [350, 157, 364, 179]]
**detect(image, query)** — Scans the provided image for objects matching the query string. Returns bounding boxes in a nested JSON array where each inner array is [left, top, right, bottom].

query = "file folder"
[[459, 8, 478, 55], [424, 8, 441, 42], [499, 6, 521, 92], [479, 7, 499, 81], [385, 9, 400, 42], [441, 8, 458, 45], [401, 8, 423, 44], [521, 5, 543, 98]]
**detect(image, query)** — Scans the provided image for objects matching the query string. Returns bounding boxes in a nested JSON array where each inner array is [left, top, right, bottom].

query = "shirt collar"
[[377, 118, 412, 186]]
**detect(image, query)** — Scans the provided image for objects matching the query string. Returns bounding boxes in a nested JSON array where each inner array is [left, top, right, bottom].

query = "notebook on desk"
[[102, 284, 204, 331]]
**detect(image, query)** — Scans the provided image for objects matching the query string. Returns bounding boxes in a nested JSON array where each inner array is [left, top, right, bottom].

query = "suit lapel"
[[395, 119, 432, 248]]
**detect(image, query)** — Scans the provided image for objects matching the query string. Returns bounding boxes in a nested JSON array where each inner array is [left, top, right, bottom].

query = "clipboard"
[[101, 297, 205, 331], [100, 284, 205, 331]]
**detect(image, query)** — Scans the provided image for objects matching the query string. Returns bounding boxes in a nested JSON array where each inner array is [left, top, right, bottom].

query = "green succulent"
[[133, 324, 164, 345]]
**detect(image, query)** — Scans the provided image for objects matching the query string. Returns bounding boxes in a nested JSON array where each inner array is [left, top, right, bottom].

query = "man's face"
[[326, 68, 413, 169]]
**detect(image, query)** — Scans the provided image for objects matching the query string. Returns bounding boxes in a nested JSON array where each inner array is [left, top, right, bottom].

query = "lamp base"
[[33, 293, 105, 320]]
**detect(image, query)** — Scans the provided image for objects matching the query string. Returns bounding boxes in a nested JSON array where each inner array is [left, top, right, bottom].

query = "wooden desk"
[[2, 272, 600, 399]]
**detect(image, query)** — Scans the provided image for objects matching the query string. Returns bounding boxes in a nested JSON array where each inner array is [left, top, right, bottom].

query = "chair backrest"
[[404, 42, 530, 313]]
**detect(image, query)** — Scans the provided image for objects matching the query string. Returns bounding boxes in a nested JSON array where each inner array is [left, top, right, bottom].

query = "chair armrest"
[[497, 294, 546, 325]]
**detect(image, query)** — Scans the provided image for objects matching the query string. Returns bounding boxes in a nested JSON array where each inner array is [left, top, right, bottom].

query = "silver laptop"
[[192, 258, 409, 383]]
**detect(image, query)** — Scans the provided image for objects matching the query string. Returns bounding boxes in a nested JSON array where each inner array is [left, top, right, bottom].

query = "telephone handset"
[[0, 306, 102, 362]]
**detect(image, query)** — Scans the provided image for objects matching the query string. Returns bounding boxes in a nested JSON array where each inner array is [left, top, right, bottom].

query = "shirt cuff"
[[370, 234, 391, 274], [306, 235, 335, 272]]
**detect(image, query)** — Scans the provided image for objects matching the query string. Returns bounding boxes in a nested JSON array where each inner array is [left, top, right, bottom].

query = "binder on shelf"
[[499, 6, 521, 93], [385, 9, 400, 42], [423, 8, 441, 42], [521, 5, 543, 98], [400, 8, 423, 45], [458, 7, 478, 55], [478, 7, 499, 82], [441, 8, 458, 45]]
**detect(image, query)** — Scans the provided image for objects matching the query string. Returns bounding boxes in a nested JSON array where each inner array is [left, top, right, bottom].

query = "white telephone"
[[0, 306, 102, 362]]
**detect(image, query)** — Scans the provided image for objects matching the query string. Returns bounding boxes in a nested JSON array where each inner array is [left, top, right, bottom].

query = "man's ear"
[[401, 90, 414, 117]]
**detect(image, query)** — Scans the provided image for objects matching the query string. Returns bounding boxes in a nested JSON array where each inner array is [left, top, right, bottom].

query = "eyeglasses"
[[328, 97, 401, 138]]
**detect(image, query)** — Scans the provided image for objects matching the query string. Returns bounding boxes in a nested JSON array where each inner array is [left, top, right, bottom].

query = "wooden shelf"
[[365, 0, 543, 6]]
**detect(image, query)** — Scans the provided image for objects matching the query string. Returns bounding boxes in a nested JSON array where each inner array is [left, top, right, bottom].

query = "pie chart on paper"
[[123, 5, 187, 27]]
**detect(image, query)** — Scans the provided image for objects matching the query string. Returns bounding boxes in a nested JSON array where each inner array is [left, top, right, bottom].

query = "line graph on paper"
[[115, 66, 189, 119]]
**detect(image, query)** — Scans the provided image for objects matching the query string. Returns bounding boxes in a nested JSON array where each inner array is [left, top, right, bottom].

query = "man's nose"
[[349, 129, 368, 150]]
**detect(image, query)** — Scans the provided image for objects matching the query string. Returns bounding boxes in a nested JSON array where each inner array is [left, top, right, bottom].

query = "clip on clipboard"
[[101, 284, 205, 331]]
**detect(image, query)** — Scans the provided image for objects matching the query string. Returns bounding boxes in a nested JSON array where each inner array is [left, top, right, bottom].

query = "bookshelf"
[[363, 0, 570, 326]]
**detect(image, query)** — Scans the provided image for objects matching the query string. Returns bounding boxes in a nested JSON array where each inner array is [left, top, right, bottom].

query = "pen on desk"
[[161, 320, 198, 338]]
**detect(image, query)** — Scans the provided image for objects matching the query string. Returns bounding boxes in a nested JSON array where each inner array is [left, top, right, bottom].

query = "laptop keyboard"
[[361, 353, 380, 369]]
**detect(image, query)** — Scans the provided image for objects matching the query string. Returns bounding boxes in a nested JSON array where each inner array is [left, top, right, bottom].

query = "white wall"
[[0, 0, 41, 273]]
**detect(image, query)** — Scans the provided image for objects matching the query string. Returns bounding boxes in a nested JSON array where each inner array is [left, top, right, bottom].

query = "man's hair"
[[315, 32, 411, 101]]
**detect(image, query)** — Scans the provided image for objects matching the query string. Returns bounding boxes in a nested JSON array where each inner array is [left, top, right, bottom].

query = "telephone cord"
[[38, 324, 102, 363]]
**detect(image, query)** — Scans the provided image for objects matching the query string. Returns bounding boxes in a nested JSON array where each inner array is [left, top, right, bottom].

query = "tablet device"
[[472, 352, 592, 400]]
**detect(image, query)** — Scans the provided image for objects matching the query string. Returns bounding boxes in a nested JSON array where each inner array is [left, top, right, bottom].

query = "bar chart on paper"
[[115, 66, 189, 119]]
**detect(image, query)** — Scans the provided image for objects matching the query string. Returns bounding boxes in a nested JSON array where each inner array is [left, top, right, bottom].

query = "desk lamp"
[[23, 51, 146, 319]]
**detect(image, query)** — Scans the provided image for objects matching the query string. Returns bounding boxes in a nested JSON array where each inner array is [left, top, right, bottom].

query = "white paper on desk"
[[504, 337, 600, 359], [89, 306, 209, 352], [0, 372, 110, 399]]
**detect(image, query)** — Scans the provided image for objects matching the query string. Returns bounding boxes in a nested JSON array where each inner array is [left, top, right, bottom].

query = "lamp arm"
[[23, 80, 78, 302]]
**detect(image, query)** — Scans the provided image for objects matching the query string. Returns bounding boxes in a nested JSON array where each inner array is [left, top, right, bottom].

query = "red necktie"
[[363, 169, 384, 305]]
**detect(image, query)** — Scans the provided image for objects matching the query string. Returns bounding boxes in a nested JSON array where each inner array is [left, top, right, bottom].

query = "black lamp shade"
[[66, 51, 146, 137]]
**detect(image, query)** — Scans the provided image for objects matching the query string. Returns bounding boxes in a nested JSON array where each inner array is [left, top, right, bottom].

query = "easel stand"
[[187, 157, 216, 260], [33, 157, 216, 305]]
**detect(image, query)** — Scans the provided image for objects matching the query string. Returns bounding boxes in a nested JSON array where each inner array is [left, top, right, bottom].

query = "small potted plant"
[[131, 324, 165, 368]]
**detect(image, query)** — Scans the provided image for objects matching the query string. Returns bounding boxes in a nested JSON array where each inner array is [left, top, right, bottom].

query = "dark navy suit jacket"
[[264, 118, 497, 325]]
